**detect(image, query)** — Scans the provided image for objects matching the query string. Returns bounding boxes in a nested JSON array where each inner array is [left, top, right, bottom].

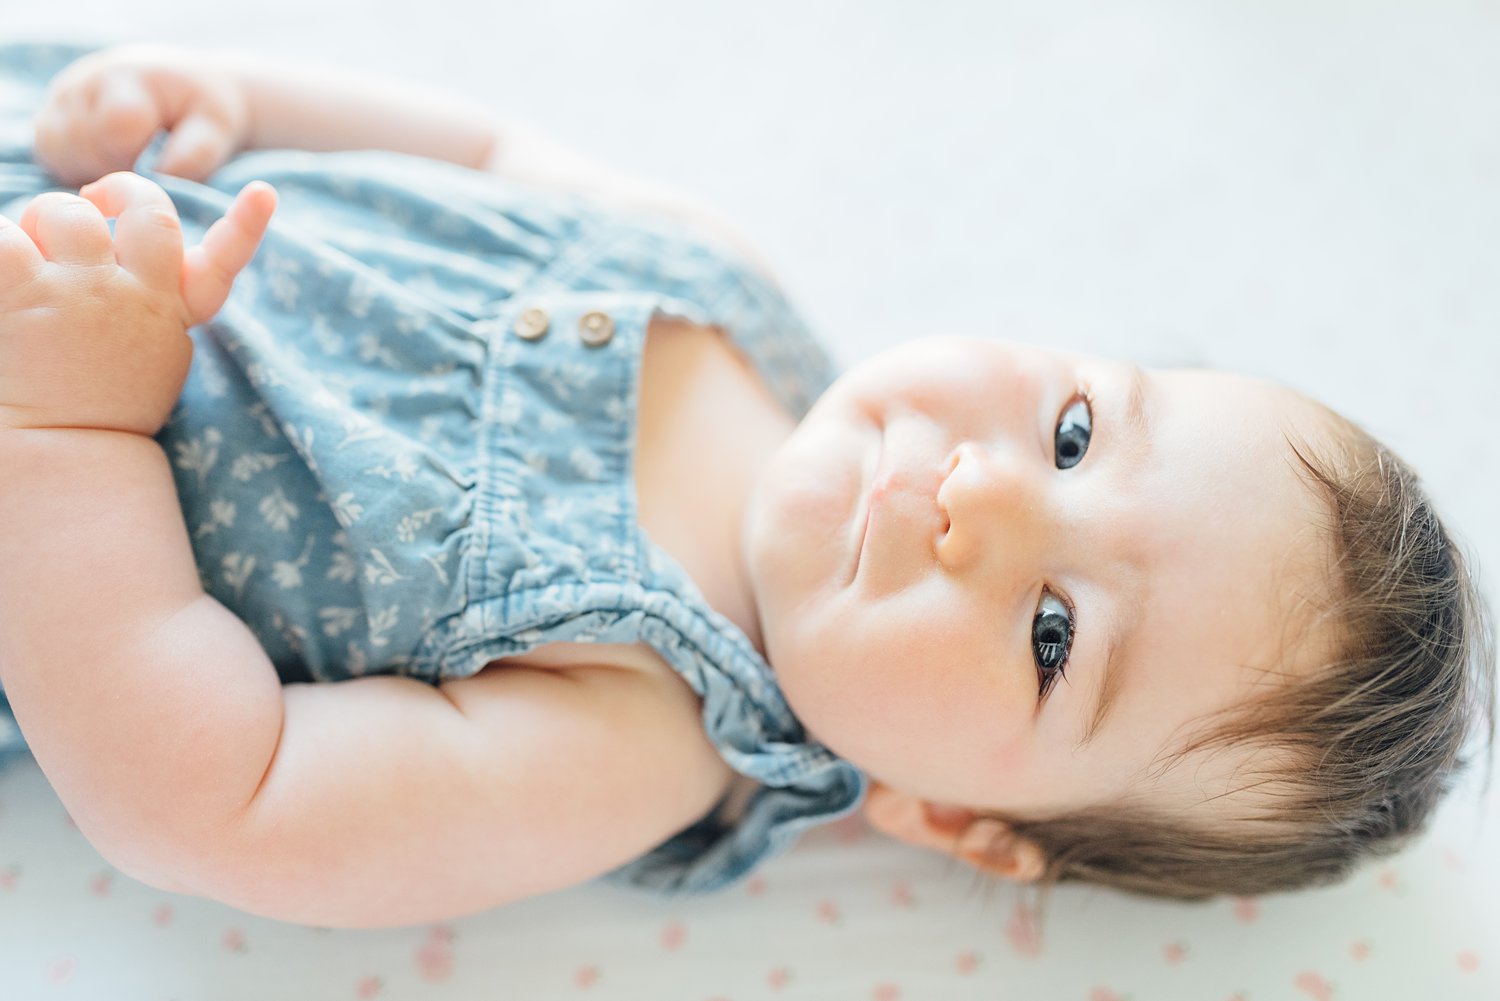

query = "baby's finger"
[[76, 170, 184, 290], [17, 191, 115, 266], [181, 180, 277, 325], [0, 211, 46, 284], [89, 69, 165, 170], [155, 110, 236, 181]]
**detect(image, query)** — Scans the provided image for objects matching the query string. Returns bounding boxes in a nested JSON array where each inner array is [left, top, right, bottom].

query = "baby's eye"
[[1033, 592, 1074, 698], [1055, 397, 1092, 469]]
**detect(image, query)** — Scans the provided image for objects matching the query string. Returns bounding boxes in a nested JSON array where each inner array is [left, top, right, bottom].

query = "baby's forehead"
[[1127, 367, 1346, 658]]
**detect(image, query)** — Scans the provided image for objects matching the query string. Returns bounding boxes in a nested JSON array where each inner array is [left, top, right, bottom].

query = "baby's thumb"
[[154, 110, 237, 181]]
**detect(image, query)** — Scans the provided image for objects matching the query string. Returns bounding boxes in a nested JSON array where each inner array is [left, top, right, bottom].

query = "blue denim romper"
[[0, 42, 866, 894]]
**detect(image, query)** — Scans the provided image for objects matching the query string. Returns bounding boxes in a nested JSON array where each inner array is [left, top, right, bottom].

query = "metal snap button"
[[578, 310, 615, 347], [513, 307, 550, 341]]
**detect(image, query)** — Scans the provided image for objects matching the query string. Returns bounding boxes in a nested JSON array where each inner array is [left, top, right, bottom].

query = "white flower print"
[[537, 408, 574, 434], [346, 276, 376, 319], [262, 251, 303, 310], [366, 604, 401, 647], [421, 550, 451, 586], [197, 358, 229, 399], [283, 426, 320, 473], [522, 448, 549, 474], [329, 491, 365, 527], [172, 426, 221, 488], [364, 549, 409, 586], [247, 401, 280, 439], [542, 495, 574, 525], [569, 444, 605, 481], [357, 332, 401, 370], [342, 641, 369, 678], [395, 506, 443, 544], [229, 451, 289, 482], [310, 313, 341, 355], [271, 535, 317, 589], [246, 361, 287, 390], [319, 606, 361, 639], [393, 304, 425, 336], [368, 452, 419, 483], [194, 498, 237, 540], [603, 393, 630, 423], [259, 486, 300, 532], [269, 610, 308, 656], [406, 269, 448, 300], [327, 546, 358, 583], [222, 552, 256, 600], [338, 412, 387, 450], [541, 361, 596, 401]]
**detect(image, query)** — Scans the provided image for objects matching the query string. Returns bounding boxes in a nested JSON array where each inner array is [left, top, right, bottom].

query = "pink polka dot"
[[416, 928, 454, 984], [49, 958, 74, 985], [873, 984, 900, 1001], [1005, 901, 1043, 957], [1293, 970, 1333, 1001], [661, 920, 687, 952], [1457, 951, 1480, 973]]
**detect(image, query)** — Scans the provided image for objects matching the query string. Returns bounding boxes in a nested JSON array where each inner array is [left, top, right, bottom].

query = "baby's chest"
[[630, 315, 795, 644]]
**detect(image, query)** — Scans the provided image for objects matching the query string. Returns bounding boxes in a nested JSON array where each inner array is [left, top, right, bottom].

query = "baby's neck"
[[632, 316, 797, 659]]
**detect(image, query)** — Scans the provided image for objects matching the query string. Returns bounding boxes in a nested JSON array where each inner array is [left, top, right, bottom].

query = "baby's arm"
[[0, 173, 281, 889], [0, 173, 733, 925], [32, 44, 779, 280]]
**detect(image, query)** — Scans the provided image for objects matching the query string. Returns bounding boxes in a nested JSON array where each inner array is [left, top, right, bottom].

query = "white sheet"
[[1, 760, 1496, 998]]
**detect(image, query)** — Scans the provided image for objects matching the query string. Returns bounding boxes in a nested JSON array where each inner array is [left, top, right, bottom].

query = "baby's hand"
[[0, 171, 277, 436], [32, 43, 250, 188]]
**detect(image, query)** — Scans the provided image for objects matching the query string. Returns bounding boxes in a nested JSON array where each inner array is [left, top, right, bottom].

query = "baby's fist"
[[32, 44, 250, 188]]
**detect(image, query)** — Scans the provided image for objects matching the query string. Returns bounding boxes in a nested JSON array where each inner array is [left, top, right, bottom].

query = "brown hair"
[[972, 415, 1497, 916]]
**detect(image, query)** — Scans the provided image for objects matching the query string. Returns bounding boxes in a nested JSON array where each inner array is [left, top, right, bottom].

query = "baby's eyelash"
[[1035, 589, 1076, 701]]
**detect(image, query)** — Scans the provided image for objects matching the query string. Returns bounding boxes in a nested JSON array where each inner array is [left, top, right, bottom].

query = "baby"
[[0, 41, 1492, 930]]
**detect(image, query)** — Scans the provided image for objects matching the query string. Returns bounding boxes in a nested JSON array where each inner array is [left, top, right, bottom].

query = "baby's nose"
[[937, 441, 1052, 570]]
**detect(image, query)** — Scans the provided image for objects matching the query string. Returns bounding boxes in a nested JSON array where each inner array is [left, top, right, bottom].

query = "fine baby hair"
[[0, 40, 1494, 929], [961, 417, 1495, 915]]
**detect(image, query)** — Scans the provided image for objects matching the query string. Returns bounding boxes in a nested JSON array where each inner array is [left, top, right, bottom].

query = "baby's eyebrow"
[[1121, 361, 1152, 459], [1078, 363, 1154, 749], [1080, 610, 1136, 749]]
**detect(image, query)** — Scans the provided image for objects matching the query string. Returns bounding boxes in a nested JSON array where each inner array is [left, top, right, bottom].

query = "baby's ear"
[[862, 781, 1046, 883]]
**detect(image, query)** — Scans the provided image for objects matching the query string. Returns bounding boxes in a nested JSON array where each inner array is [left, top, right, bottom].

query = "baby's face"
[[742, 337, 1337, 820]]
